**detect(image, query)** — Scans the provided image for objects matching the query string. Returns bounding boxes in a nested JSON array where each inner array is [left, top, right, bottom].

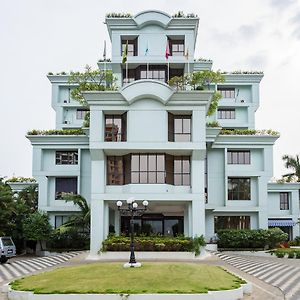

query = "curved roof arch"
[[120, 80, 174, 105], [134, 10, 171, 28]]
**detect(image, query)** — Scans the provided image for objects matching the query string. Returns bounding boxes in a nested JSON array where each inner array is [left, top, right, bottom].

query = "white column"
[[90, 199, 104, 256], [184, 205, 189, 236], [192, 198, 205, 237], [291, 190, 300, 238], [114, 210, 120, 235], [188, 202, 193, 236]]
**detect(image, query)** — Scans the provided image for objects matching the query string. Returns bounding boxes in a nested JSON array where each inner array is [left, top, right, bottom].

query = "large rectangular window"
[[140, 65, 166, 82], [227, 150, 250, 164], [217, 109, 235, 119], [214, 216, 250, 232], [169, 38, 185, 56], [55, 177, 77, 200], [168, 113, 191, 142], [218, 87, 235, 98], [105, 114, 127, 142], [131, 154, 165, 184], [56, 151, 78, 165], [280, 192, 289, 210], [174, 156, 190, 186], [76, 109, 89, 120], [107, 156, 124, 185], [228, 177, 251, 200], [121, 38, 138, 56]]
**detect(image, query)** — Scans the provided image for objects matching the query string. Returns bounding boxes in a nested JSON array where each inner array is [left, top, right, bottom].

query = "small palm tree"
[[59, 193, 90, 232], [282, 154, 300, 182]]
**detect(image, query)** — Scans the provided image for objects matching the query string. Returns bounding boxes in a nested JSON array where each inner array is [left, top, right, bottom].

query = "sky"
[[0, 0, 300, 179]]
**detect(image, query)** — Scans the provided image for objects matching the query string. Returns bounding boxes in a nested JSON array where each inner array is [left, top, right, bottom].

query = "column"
[[90, 198, 104, 256], [114, 210, 120, 235]]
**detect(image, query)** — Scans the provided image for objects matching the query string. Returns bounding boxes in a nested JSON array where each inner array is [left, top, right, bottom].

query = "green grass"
[[11, 262, 245, 294]]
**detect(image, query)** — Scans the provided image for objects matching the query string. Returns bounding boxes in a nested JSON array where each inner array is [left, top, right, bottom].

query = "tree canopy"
[[282, 154, 300, 182]]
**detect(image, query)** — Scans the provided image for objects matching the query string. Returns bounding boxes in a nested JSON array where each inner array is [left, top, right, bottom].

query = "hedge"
[[101, 235, 205, 255], [217, 228, 288, 249]]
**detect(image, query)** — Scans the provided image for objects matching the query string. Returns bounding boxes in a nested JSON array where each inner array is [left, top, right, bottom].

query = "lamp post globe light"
[[116, 197, 148, 268]]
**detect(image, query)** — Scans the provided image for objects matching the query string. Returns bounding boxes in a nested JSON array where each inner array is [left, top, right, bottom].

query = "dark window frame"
[[105, 113, 127, 142], [107, 156, 125, 185], [55, 151, 78, 165], [168, 38, 185, 56], [217, 109, 235, 119], [214, 216, 250, 232], [55, 177, 77, 200], [218, 87, 235, 98], [54, 215, 70, 229], [174, 156, 190, 186], [228, 177, 251, 200], [121, 37, 138, 56], [227, 150, 251, 164], [280, 192, 289, 210], [76, 109, 89, 120], [168, 113, 191, 142]]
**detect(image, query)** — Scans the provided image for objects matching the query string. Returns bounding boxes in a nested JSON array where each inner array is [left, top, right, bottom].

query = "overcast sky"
[[1, 0, 300, 179]]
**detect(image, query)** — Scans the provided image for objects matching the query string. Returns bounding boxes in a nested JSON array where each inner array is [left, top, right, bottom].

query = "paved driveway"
[[215, 252, 300, 300]]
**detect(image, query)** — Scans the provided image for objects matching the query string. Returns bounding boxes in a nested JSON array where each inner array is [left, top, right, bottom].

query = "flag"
[[165, 40, 170, 60], [145, 41, 149, 56], [103, 40, 106, 60], [122, 40, 128, 64], [185, 48, 189, 60]]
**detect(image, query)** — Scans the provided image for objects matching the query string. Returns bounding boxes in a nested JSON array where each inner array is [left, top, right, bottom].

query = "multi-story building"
[[27, 10, 300, 255]]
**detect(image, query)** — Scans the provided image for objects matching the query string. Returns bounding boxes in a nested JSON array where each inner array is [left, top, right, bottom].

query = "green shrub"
[[275, 251, 285, 258], [288, 251, 295, 259], [296, 252, 300, 259], [100, 235, 205, 254], [289, 236, 300, 246], [217, 228, 288, 249], [47, 230, 89, 251]]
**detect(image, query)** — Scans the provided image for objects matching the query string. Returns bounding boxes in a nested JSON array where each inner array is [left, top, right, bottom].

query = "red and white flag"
[[165, 41, 170, 59]]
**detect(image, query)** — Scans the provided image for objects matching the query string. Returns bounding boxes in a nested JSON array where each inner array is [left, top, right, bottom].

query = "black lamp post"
[[116, 197, 148, 267]]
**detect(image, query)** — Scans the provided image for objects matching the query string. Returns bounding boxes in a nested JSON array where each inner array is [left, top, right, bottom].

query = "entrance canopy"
[[268, 219, 296, 227]]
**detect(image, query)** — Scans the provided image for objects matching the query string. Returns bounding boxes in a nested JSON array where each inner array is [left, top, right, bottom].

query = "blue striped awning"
[[268, 219, 296, 227]]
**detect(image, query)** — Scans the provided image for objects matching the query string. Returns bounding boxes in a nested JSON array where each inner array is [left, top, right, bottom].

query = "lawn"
[[11, 262, 245, 294]]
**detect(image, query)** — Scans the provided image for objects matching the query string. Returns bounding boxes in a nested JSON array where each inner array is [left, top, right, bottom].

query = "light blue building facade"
[[28, 10, 300, 255]]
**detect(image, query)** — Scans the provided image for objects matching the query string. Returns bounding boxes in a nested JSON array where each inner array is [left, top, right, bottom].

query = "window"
[[140, 65, 166, 82], [55, 177, 77, 200], [280, 192, 289, 210], [76, 109, 89, 120], [169, 38, 185, 56], [217, 109, 235, 119], [131, 154, 165, 184], [228, 177, 251, 200], [214, 216, 250, 232], [122, 69, 136, 85], [54, 216, 70, 229], [105, 114, 127, 142], [174, 156, 190, 186], [168, 113, 191, 142], [227, 150, 250, 164], [107, 156, 124, 185], [121, 38, 138, 56], [56, 151, 78, 165], [218, 87, 235, 98]]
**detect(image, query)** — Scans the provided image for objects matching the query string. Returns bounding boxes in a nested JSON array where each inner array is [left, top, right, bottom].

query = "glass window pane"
[[157, 172, 165, 183], [148, 172, 156, 183], [182, 160, 190, 173], [148, 155, 156, 171], [157, 155, 165, 171], [140, 155, 147, 171], [131, 172, 139, 183], [140, 172, 147, 183], [182, 118, 190, 133], [174, 118, 182, 133], [174, 160, 181, 172], [131, 155, 139, 171], [174, 174, 181, 185], [140, 70, 147, 78], [182, 174, 190, 186]]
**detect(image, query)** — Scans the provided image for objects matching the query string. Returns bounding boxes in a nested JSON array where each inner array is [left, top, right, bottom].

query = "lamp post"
[[116, 197, 149, 268]]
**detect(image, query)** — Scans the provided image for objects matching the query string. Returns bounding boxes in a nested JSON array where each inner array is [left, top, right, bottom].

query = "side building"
[[27, 10, 300, 255]]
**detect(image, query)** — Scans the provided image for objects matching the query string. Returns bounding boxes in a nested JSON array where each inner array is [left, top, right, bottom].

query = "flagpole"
[[168, 61, 170, 82], [126, 60, 128, 84], [147, 62, 149, 79]]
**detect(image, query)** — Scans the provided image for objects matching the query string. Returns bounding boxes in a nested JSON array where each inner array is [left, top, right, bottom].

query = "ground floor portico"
[[90, 198, 206, 255]]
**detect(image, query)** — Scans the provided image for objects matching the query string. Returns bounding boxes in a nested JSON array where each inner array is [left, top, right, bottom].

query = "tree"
[[168, 71, 225, 116], [282, 154, 300, 182], [23, 211, 52, 251], [59, 193, 90, 232], [68, 65, 117, 106]]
